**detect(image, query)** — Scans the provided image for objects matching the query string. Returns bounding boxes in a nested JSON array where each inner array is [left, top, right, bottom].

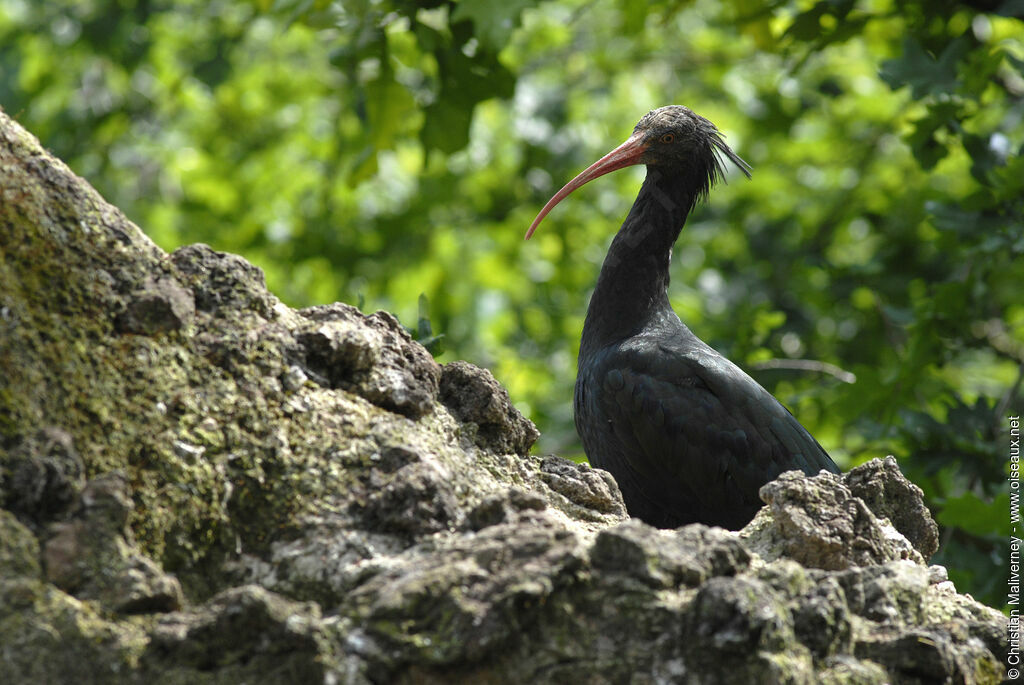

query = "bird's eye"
[[660, 133, 675, 144]]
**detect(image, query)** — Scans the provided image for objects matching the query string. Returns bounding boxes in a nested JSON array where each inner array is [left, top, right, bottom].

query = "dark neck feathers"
[[580, 166, 702, 356]]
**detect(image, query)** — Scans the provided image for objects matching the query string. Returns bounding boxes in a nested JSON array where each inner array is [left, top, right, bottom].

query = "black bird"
[[526, 106, 840, 530]]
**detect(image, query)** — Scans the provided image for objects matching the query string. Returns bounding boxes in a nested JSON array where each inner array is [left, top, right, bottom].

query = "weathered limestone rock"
[[590, 519, 750, 589], [439, 360, 539, 456], [845, 455, 940, 559], [0, 107, 1008, 684], [298, 303, 442, 419], [2, 427, 85, 526], [41, 471, 183, 614], [114, 275, 196, 336], [742, 469, 924, 570]]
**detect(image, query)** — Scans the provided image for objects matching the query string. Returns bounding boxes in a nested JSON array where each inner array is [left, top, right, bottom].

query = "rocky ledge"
[[0, 109, 1008, 684]]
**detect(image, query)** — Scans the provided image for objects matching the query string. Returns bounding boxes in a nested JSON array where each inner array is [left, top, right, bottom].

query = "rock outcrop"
[[0, 109, 1008, 684]]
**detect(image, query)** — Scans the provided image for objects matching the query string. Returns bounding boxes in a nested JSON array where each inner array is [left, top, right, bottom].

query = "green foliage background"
[[2, 0, 1022, 608]]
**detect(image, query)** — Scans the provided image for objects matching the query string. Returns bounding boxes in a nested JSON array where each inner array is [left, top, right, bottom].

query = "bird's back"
[[575, 313, 839, 530]]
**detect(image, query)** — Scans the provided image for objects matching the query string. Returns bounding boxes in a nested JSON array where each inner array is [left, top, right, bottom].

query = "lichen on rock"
[[0, 108, 1008, 684]]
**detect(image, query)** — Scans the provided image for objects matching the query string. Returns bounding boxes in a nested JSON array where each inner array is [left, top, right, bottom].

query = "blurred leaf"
[[936, 490, 1011, 537], [616, 0, 649, 34], [962, 131, 1006, 184], [898, 397, 1003, 486], [363, 68, 417, 150], [406, 293, 445, 356], [451, 0, 536, 49], [420, 36, 514, 153], [783, 0, 860, 46], [422, 97, 475, 154], [880, 36, 968, 98], [905, 102, 959, 169], [991, 151, 1024, 202]]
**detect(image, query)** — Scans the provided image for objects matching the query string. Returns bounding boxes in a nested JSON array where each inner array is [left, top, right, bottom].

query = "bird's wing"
[[580, 337, 838, 526]]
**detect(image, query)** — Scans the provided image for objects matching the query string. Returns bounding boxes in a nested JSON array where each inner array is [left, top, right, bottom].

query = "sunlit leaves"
[[281, 1, 520, 161]]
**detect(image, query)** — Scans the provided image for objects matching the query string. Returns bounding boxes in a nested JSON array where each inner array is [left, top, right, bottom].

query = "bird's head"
[[525, 105, 751, 239]]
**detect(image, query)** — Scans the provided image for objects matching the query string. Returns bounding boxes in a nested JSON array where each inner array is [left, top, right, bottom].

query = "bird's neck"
[[581, 167, 697, 355]]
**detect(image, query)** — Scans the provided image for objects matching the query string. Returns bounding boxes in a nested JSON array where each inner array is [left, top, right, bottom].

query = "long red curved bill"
[[525, 133, 648, 240]]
